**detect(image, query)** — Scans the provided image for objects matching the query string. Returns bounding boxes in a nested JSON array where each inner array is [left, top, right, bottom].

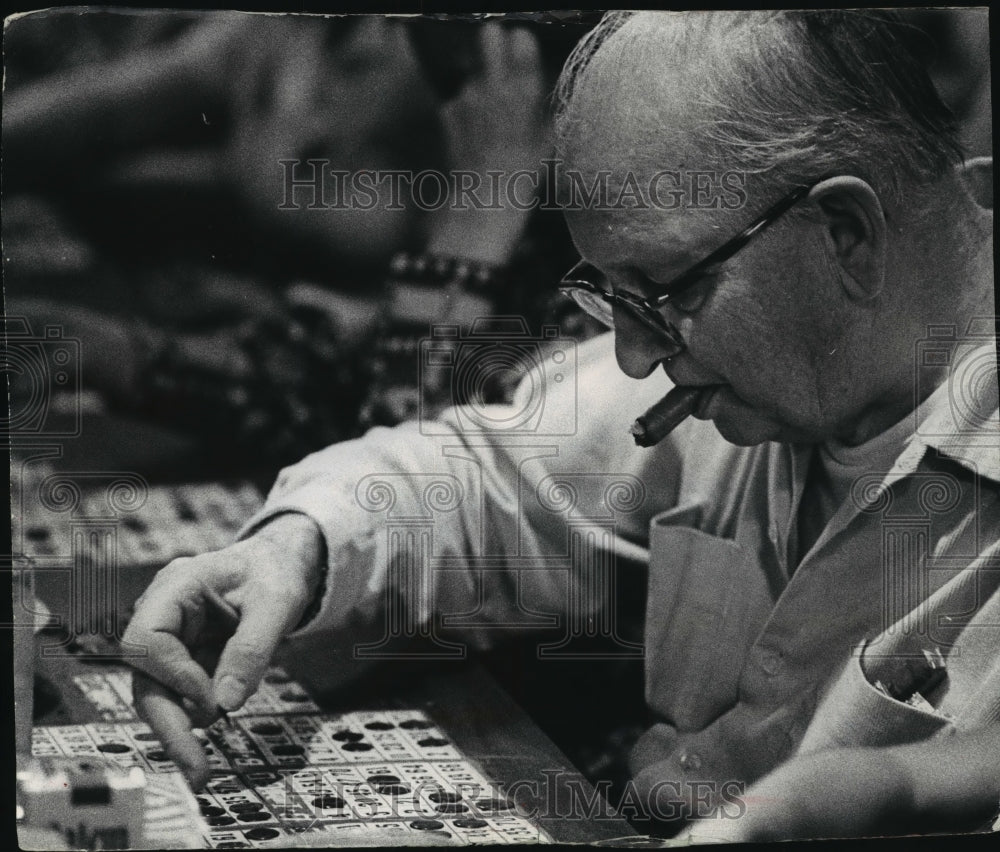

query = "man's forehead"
[[566, 196, 741, 278], [560, 14, 717, 176], [559, 14, 774, 270]]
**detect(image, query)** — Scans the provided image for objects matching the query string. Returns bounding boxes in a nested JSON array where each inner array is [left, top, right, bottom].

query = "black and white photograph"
[[4, 6, 997, 848]]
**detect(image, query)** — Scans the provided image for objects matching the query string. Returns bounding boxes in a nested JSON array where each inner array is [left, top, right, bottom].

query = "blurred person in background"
[[4, 12, 584, 475]]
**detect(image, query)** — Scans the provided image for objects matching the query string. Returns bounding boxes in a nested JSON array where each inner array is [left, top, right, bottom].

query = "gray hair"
[[553, 10, 965, 209]]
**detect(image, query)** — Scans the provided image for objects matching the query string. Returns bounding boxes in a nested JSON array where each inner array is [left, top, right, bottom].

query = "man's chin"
[[712, 416, 784, 446], [694, 386, 787, 446]]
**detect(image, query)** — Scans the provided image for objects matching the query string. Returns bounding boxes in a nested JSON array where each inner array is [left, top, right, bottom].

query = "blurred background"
[[3, 8, 991, 803], [4, 10, 603, 484], [3, 8, 990, 483]]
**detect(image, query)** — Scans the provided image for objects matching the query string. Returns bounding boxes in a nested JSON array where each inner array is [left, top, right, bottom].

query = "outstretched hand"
[[427, 22, 551, 265], [123, 512, 325, 788]]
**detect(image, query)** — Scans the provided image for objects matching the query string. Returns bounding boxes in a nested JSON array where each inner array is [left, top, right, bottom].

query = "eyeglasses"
[[558, 179, 821, 356]]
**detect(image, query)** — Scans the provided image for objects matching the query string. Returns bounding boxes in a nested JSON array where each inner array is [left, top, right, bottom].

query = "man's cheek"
[[697, 291, 771, 360]]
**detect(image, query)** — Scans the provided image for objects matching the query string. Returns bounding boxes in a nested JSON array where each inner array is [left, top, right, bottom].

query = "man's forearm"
[[252, 512, 326, 576], [681, 726, 1000, 843], [242, 512, 328, 630]]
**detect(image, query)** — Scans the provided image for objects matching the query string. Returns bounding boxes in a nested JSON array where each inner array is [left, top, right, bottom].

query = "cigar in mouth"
[[629, 385, 705, 448]]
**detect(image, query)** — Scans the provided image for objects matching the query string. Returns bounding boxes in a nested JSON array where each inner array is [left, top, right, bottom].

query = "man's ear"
[[808, 176, 886, 302]]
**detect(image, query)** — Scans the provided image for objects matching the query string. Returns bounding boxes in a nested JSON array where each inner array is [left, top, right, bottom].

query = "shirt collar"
[[777, 329, 997, 563], [899, 326, 999, 484]]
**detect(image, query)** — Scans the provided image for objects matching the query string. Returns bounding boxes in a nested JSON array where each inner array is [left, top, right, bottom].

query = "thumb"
[[212, 592, 304, 711]]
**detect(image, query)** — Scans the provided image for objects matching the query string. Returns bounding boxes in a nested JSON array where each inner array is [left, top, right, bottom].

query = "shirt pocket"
[[645, 505, 774, 731], [796, 640, 955, 755]]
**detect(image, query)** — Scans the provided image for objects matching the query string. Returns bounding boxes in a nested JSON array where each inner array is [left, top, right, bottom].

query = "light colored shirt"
[[240, 325, 1000, 803], [796, 381, 949, 562]]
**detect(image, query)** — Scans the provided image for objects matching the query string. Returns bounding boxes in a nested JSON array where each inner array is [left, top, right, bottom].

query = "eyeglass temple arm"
[[650, 181, 818, 307]]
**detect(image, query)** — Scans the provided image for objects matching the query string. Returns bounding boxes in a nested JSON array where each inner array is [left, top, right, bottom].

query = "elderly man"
[[123, 10, 998, 841]]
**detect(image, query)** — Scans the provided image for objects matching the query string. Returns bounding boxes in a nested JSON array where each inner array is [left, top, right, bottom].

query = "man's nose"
[[613, 306, 668, 379]]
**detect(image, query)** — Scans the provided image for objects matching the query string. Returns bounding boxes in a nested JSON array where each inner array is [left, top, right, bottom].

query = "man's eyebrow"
[[655, 260, 720, 296], [636, 246, 706, 287], [598, 229, 708, 291]]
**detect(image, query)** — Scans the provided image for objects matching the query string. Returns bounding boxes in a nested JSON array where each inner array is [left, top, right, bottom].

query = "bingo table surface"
[[20, 477, 636, 846], [30, 631, 637, 847]]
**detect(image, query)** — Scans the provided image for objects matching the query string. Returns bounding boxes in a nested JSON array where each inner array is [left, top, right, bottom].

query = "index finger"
[[133, 670, 211, 790], [124, 579, 216, 712]]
